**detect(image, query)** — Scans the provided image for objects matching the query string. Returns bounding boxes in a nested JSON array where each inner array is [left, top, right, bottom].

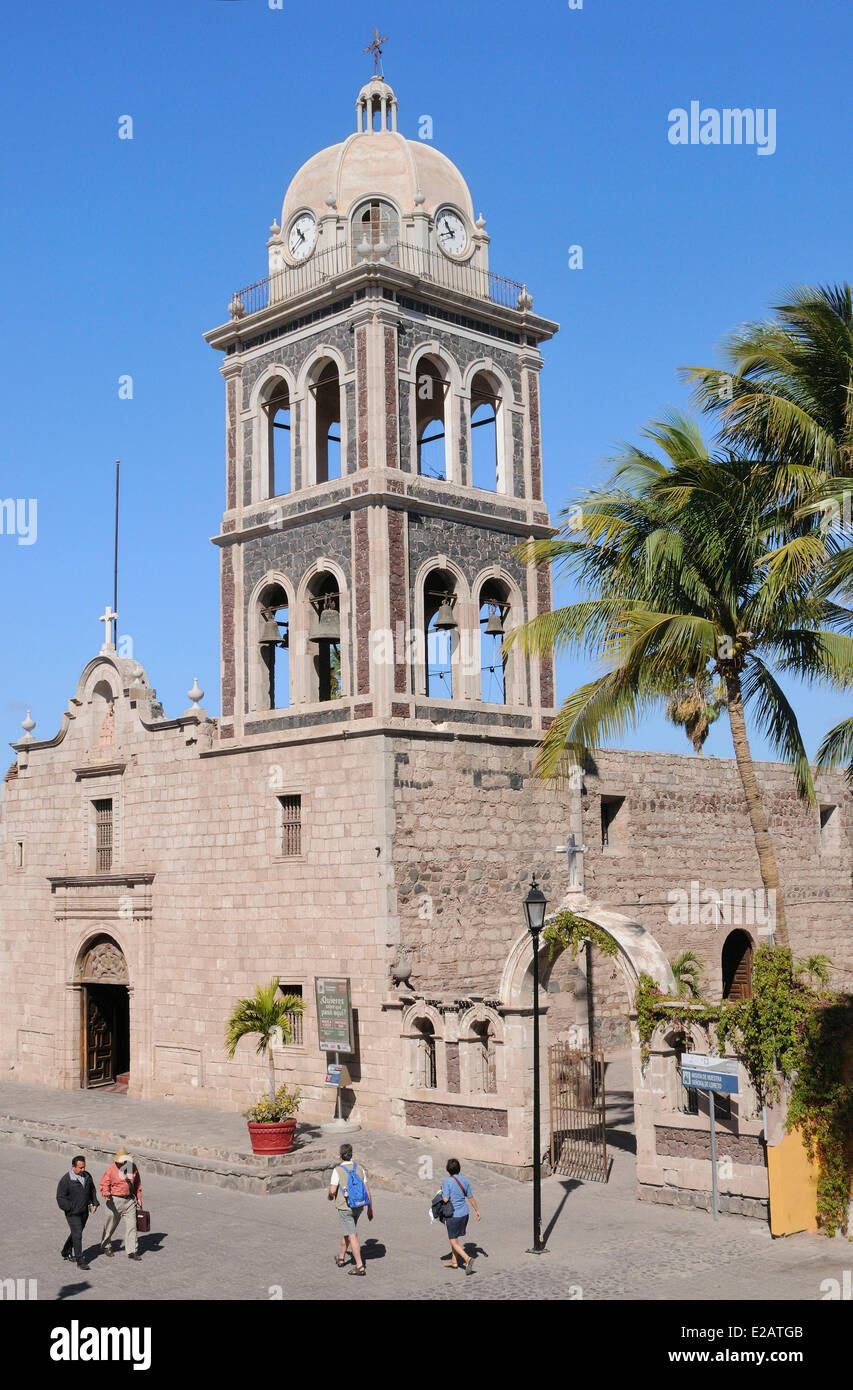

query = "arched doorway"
[[77, 936, 130, 1090], [722, 929, 754, 1000]]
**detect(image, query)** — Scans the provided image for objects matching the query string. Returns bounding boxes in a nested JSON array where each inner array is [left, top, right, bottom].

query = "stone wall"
[[0, 656, 398, 1134], [584, 748, 853, 996], [391, 736, 567, 994]]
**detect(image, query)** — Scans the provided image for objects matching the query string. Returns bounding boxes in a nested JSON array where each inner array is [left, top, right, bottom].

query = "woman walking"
[[441, 1157, 480, 1274]]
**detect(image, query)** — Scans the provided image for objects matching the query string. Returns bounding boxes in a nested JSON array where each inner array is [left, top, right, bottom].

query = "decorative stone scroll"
[[79, 940, 129, 984]]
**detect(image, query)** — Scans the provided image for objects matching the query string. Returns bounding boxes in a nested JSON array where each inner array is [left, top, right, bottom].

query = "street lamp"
[[523, 874, 548, 1254]]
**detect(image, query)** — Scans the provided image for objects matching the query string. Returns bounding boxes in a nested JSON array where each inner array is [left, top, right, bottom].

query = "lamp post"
[[523, 874, 548, 1254]]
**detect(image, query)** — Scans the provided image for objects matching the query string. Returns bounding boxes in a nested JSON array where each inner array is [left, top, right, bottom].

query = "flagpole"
[[113, 460, 120, 648]]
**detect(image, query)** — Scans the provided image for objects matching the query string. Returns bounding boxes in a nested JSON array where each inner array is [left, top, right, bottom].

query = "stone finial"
[[516, 285, 533, 312], [269, 218, 281, 236], [413, 189, 425, 207], [325, 192, 337, 208], [357, 236, 389, 263], [20, 709, 35, 740], [228, 294, 246, 320], [475, 212, 487, 230], [187, 678, 204, 709]]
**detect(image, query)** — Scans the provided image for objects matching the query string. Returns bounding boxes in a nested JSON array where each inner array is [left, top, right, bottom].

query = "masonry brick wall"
[[404, 1100, 508, 1135], [655, 1125, 765, 1166], [392, 738, 566, 993], [584, 749, 853, 995]]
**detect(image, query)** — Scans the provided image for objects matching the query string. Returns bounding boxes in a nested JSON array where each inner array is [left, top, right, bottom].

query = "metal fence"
[[228, 241, 530, 319]]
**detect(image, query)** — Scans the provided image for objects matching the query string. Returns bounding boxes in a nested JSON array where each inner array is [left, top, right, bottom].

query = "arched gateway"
[[500, 894, 677, 1005], [76, 935, 130, 1090], [499, 895, 677, 1178]]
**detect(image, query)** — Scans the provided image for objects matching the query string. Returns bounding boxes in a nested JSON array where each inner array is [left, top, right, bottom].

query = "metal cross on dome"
[[364, 27, 388, 76]]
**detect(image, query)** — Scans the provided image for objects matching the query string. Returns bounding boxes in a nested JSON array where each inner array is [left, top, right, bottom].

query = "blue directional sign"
[[681, 1053, 739, 1095], [681, 1066, 739, 1094]]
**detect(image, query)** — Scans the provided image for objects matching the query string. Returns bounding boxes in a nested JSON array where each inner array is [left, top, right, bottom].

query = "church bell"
[[309, 597, 341, 643], [259, 609, 287, 647], [433, 596, 457, 631], [484, 605, 505, 637]]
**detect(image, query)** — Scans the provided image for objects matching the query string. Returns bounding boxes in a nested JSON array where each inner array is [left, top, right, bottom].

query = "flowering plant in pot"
[[225, 979, 305, 1155]]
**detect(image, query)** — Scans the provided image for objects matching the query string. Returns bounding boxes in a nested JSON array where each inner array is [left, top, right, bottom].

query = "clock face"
[[435, 207, 468, 257], [288, 213, 317, 262]]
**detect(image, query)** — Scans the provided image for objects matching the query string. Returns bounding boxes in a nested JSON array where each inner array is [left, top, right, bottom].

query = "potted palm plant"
[[225, 978, 305, 1155]]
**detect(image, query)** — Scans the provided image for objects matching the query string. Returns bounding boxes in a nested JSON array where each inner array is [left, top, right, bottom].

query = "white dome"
[[280, 80, 475, 225]]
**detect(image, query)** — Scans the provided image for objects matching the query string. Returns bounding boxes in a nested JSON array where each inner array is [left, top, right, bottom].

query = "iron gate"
[[548, 1043, 609, 1181]]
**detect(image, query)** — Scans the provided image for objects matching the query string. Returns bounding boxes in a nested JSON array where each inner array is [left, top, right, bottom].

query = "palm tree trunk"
[[268, 1046, 276, 1103], [725, 674, 789, 947]]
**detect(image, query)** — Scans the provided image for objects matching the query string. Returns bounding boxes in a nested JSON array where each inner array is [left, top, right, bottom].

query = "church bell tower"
[[204, 73, 558, 743]]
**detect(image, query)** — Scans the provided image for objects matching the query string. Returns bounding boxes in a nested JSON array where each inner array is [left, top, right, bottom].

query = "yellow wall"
[[767, 1127, 819, 1236]]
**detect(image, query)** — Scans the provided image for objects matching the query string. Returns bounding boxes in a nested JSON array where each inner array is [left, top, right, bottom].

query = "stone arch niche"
[[75, 934, 130, 1090]]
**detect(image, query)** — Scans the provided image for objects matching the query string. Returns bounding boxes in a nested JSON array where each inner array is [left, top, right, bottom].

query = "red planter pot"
[[247, 1119, 297, 1155]]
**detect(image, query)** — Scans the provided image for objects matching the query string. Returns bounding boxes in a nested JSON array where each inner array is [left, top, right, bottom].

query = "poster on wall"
[[314, 976, 353, 1054]]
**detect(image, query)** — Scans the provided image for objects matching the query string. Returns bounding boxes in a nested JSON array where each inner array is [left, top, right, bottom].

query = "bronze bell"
[[309, 599, 341, 643], [484, 605, 504, 637], [259, 609, 287, 646], [433, 596, 457, 630]]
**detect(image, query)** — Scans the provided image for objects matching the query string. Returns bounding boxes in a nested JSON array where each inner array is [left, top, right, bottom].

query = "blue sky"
[[1, 0, 850, 764]]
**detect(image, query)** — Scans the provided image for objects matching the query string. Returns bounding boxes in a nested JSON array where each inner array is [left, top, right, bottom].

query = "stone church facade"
[[2, 77, 851, 1173]]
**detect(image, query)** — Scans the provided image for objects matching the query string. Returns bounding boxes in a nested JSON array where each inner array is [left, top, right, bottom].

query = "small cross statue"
[[99, 605, 118, 649], [364, 27, 388, 76], [556, 832, 587, 890]]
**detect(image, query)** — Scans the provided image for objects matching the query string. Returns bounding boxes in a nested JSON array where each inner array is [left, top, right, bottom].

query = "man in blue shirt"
[[441, 1157, 481, 1274]]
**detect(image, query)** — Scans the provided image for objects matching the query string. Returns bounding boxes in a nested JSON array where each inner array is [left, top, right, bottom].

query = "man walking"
[[99, 1146, 143, 1260], [328, 1143, 373, 1277], [57, 1155, 99, 1271]]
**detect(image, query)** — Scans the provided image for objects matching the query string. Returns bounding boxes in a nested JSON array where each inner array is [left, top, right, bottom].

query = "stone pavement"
[[1, 1054, 849, 1302], [0, 1075, 521, 1198]]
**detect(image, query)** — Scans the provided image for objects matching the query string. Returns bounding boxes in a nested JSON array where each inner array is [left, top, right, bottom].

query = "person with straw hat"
[[99, 1146, 143, 1260]]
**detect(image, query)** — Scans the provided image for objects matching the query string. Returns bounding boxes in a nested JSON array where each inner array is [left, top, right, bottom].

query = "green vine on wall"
[[635, 947, 853, 1236], [544, 909, 620, 962]]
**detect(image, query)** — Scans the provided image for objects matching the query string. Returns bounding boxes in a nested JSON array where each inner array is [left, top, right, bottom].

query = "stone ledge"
[[637, 1181, 768, 1220]]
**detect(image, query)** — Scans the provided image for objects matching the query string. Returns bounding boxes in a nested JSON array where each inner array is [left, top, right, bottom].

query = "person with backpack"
[[441, 1157, 480, 1274], [328, 1143, 373, 1276]]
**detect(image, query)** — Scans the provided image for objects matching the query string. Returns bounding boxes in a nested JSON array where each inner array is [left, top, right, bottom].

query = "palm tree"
[[681, 283, 853, 477], [670, 950, 704, 999], [666, 675, 727, 753], [681, 284, 853, 779], [507, 413, 853, 948], [225, 979, 304, 1102]]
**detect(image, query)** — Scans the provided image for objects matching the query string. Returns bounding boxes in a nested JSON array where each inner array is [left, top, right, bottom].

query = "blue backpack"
[[339, 1162, 369, 1209]]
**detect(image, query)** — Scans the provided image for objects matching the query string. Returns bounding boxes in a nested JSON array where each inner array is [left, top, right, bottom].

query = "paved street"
[[2, 1132, 848, 1303]]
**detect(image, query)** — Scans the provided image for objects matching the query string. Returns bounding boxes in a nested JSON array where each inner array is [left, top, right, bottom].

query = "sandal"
[[335, 1256, 348, 1268], [348, 1265, 366, 1276]]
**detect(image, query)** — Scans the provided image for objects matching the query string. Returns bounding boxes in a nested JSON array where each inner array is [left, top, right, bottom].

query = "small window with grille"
[[93, 798, 113, 872], [278, 794, 302, 857], [278, 983, 304, 1046]]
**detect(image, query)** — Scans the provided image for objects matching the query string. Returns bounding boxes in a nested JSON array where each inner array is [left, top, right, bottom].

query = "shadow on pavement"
[[360, 1238, 386, 1263], [543, 1179, 582, 1241], [58, 1280, 92, 1300]]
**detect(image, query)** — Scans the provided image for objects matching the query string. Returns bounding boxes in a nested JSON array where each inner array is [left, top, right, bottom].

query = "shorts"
[[446, 1214, 469, 1240], [338, 1205, 364, 1236]]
